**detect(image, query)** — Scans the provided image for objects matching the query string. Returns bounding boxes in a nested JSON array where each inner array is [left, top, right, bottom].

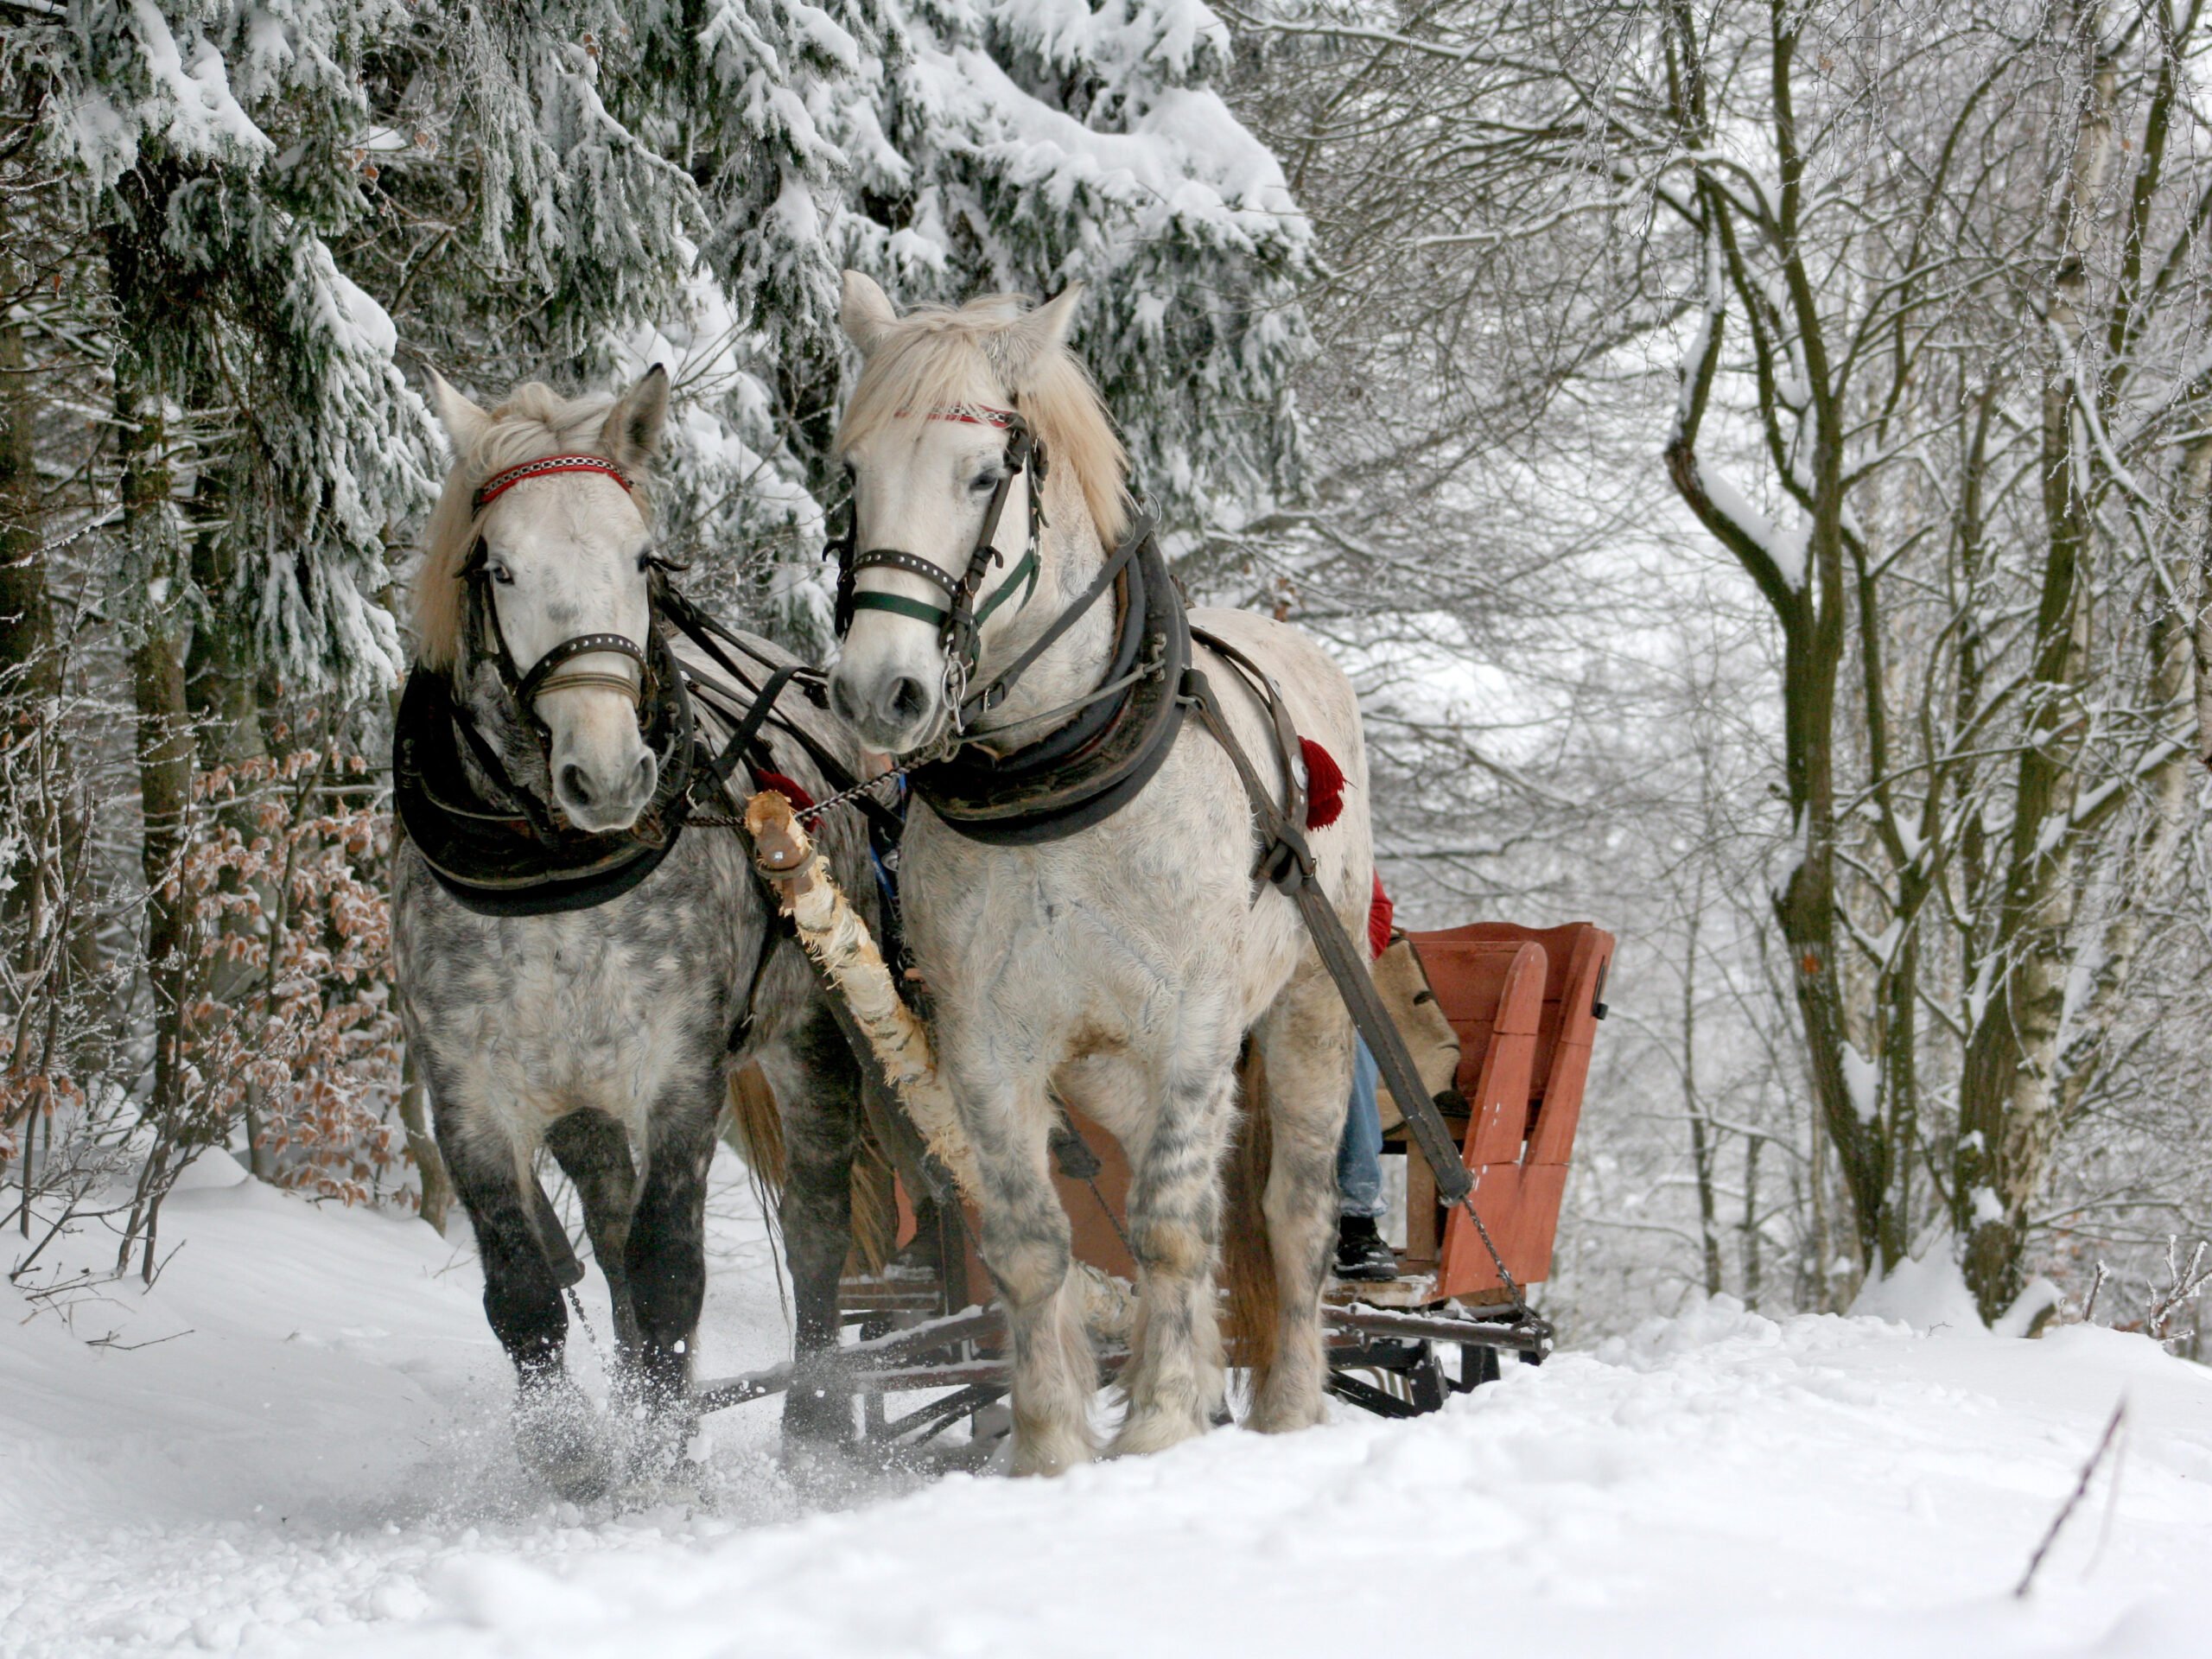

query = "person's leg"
[[1335, 1037, 1384, 1217], [1333, 1038, 1395, 1280]]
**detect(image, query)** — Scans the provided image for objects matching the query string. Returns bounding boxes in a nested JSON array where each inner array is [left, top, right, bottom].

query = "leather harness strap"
[[904, 519, 1188, 846], [1178, 652, 1529, 1309], [474, 454, 633, 512]]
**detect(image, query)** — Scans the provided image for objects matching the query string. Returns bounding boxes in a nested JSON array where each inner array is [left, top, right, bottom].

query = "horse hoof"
[[1243, 1395, 1329, 1435], [1105, 1404, 1211, 1459], [780, 1382, 857, 1451], [1009, 1423, 1096, 1477], [512, 1377, 612, 1502]]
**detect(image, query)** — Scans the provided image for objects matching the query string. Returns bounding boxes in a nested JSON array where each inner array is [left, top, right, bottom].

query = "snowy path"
[[4, 1152, 2208, 1657]]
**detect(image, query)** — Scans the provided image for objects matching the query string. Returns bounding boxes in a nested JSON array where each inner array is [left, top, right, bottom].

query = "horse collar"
[[393, 607, 701, 918], [906, 523, 1191, 846]]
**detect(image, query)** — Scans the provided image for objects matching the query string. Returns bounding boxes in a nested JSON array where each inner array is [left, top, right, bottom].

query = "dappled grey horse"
[[391, 367, 874, 1497]]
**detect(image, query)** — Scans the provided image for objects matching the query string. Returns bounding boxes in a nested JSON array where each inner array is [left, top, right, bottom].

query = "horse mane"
[[410, 382, 653, 671], [835, 295, 1132, 546]]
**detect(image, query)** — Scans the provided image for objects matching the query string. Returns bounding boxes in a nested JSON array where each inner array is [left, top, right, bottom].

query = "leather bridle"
[[827, 404, 1046, 717], [460, 454, 667, 748]]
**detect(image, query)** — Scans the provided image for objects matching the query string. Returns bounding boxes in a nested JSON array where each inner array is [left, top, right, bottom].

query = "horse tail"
[[1221, 1038, 1281, 1402], [723, 1058, 789, 1213], [722, 1058, 898, 1274], [845, 1130, 897, 1274]]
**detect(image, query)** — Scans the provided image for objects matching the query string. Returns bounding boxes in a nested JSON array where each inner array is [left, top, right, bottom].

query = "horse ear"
[[601, 365, 670, 470], [841, 270, 899, 355], [993, 285, 1084, 391], [427, 368, 491, 456]]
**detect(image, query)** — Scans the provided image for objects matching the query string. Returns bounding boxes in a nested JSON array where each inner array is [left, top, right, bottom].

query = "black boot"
[[1333, 1214, 1397, 1282]]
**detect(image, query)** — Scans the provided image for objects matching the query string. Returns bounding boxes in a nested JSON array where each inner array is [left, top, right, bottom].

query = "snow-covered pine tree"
[[40, 0, 437, 704], [352, 2, 699, 378], [866, 0, 1313, 526], [529, 0, 1317, 649], [569, 0, 909, 642], [39, 0, 1311, 673], [25, 0, 444, 1175]]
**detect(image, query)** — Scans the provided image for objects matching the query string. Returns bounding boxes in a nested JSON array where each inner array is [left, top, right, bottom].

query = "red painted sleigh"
[[706, 917, 1618, 1444]]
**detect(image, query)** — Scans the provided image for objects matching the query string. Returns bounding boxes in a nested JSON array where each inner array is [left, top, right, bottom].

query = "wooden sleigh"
[[698, 918, 1614, 1446]]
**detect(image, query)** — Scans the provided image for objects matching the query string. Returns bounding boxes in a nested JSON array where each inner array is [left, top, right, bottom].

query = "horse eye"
[[490, 565, 515, 587], [970, 471, 1000, 493]]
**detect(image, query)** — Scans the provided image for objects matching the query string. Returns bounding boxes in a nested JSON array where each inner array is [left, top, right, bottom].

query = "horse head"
[[417, 367, 672, 834], [826, 272, 1131, 757]]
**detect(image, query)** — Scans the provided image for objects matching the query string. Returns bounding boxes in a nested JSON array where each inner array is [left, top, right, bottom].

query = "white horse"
[[824, 274, 1373, 1471]]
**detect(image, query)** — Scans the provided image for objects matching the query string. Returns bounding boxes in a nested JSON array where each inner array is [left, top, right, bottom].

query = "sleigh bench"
[[1387, 920, 1613, 1303]]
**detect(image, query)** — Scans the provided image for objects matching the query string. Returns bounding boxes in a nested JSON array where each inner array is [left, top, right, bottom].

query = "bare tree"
[[1235, 0, 2212, 1319]]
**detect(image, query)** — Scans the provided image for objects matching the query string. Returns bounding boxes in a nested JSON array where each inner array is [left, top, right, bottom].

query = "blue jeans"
[[1337, 1036, 1385, 1219]]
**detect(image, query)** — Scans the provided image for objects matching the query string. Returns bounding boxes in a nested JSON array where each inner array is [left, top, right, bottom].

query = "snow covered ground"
[[4, 1149, 2209, 1657]]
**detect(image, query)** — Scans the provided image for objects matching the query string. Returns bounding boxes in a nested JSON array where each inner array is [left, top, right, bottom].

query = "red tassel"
[[1300, 737, 1344, 830], [754, 770, 815, 810]]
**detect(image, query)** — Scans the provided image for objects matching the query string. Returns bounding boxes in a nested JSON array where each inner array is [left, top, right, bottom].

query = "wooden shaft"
[[741, 791, 1135, 1342]]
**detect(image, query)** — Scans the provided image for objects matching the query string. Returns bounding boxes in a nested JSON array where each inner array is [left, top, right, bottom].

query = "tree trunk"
[[1739, 1135, 1763, 1309], [116, 373, 194, 1130], [0, 256, 52, 692], [1953, 48, 2115, 1320], [1681, 896, 1723, 1295]]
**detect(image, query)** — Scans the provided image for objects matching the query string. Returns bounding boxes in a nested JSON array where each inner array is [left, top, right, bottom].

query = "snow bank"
[[1850, 1241, 1988, 1333], [3, 1165, 2209, 1656]]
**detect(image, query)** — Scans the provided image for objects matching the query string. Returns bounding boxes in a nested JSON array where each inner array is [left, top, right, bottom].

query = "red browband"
[[887, 403, 1020, 429], [473, 454, 634, 513], [933, 404, 1020, 428]]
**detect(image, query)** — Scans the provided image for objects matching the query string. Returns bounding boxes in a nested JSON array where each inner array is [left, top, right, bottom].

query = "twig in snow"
[[85, 1327, 194, 1352], [141, 1236, 187, 1290], [2145, 1237, 2211, 1346], [2081, 1259, 2108, 1323], [2014, 1398, 2128, 1599]]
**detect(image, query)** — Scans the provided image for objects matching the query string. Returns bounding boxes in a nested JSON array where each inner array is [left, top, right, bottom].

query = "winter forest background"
[[4, 0, 2212, 1347]]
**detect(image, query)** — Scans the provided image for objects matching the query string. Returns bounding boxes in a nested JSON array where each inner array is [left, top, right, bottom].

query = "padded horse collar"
[[904, 517, 1191, 845], [392, 615, 700, 917]]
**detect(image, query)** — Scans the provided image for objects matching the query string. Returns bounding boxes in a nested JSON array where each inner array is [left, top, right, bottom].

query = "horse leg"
[[544, 1109, 640, 1355], [753, 999, 868, 1448], [436, 1111, 609, 1498], [1109, 1052, 1237, 1458], [1246, 965, 1357, 1433], [955, 1065, 1096, 1475], [615, 1077, 721, 1467]]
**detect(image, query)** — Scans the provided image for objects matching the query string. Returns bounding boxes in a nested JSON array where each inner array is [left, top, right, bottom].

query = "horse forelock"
[[836, 296, 1132, 546], [411, 382, 656, 672]]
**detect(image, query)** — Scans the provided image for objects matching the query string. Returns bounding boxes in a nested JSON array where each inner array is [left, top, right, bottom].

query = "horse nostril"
[[829, 674, 861, 727], [559, 763, 594, 806], [887, 676, 928, 723], [628, 753, 655, 801]]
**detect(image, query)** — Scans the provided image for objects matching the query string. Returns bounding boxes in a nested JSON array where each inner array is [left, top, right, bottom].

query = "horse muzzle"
[[550, 721, 659, 832], [828, 657, 944, 757]]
